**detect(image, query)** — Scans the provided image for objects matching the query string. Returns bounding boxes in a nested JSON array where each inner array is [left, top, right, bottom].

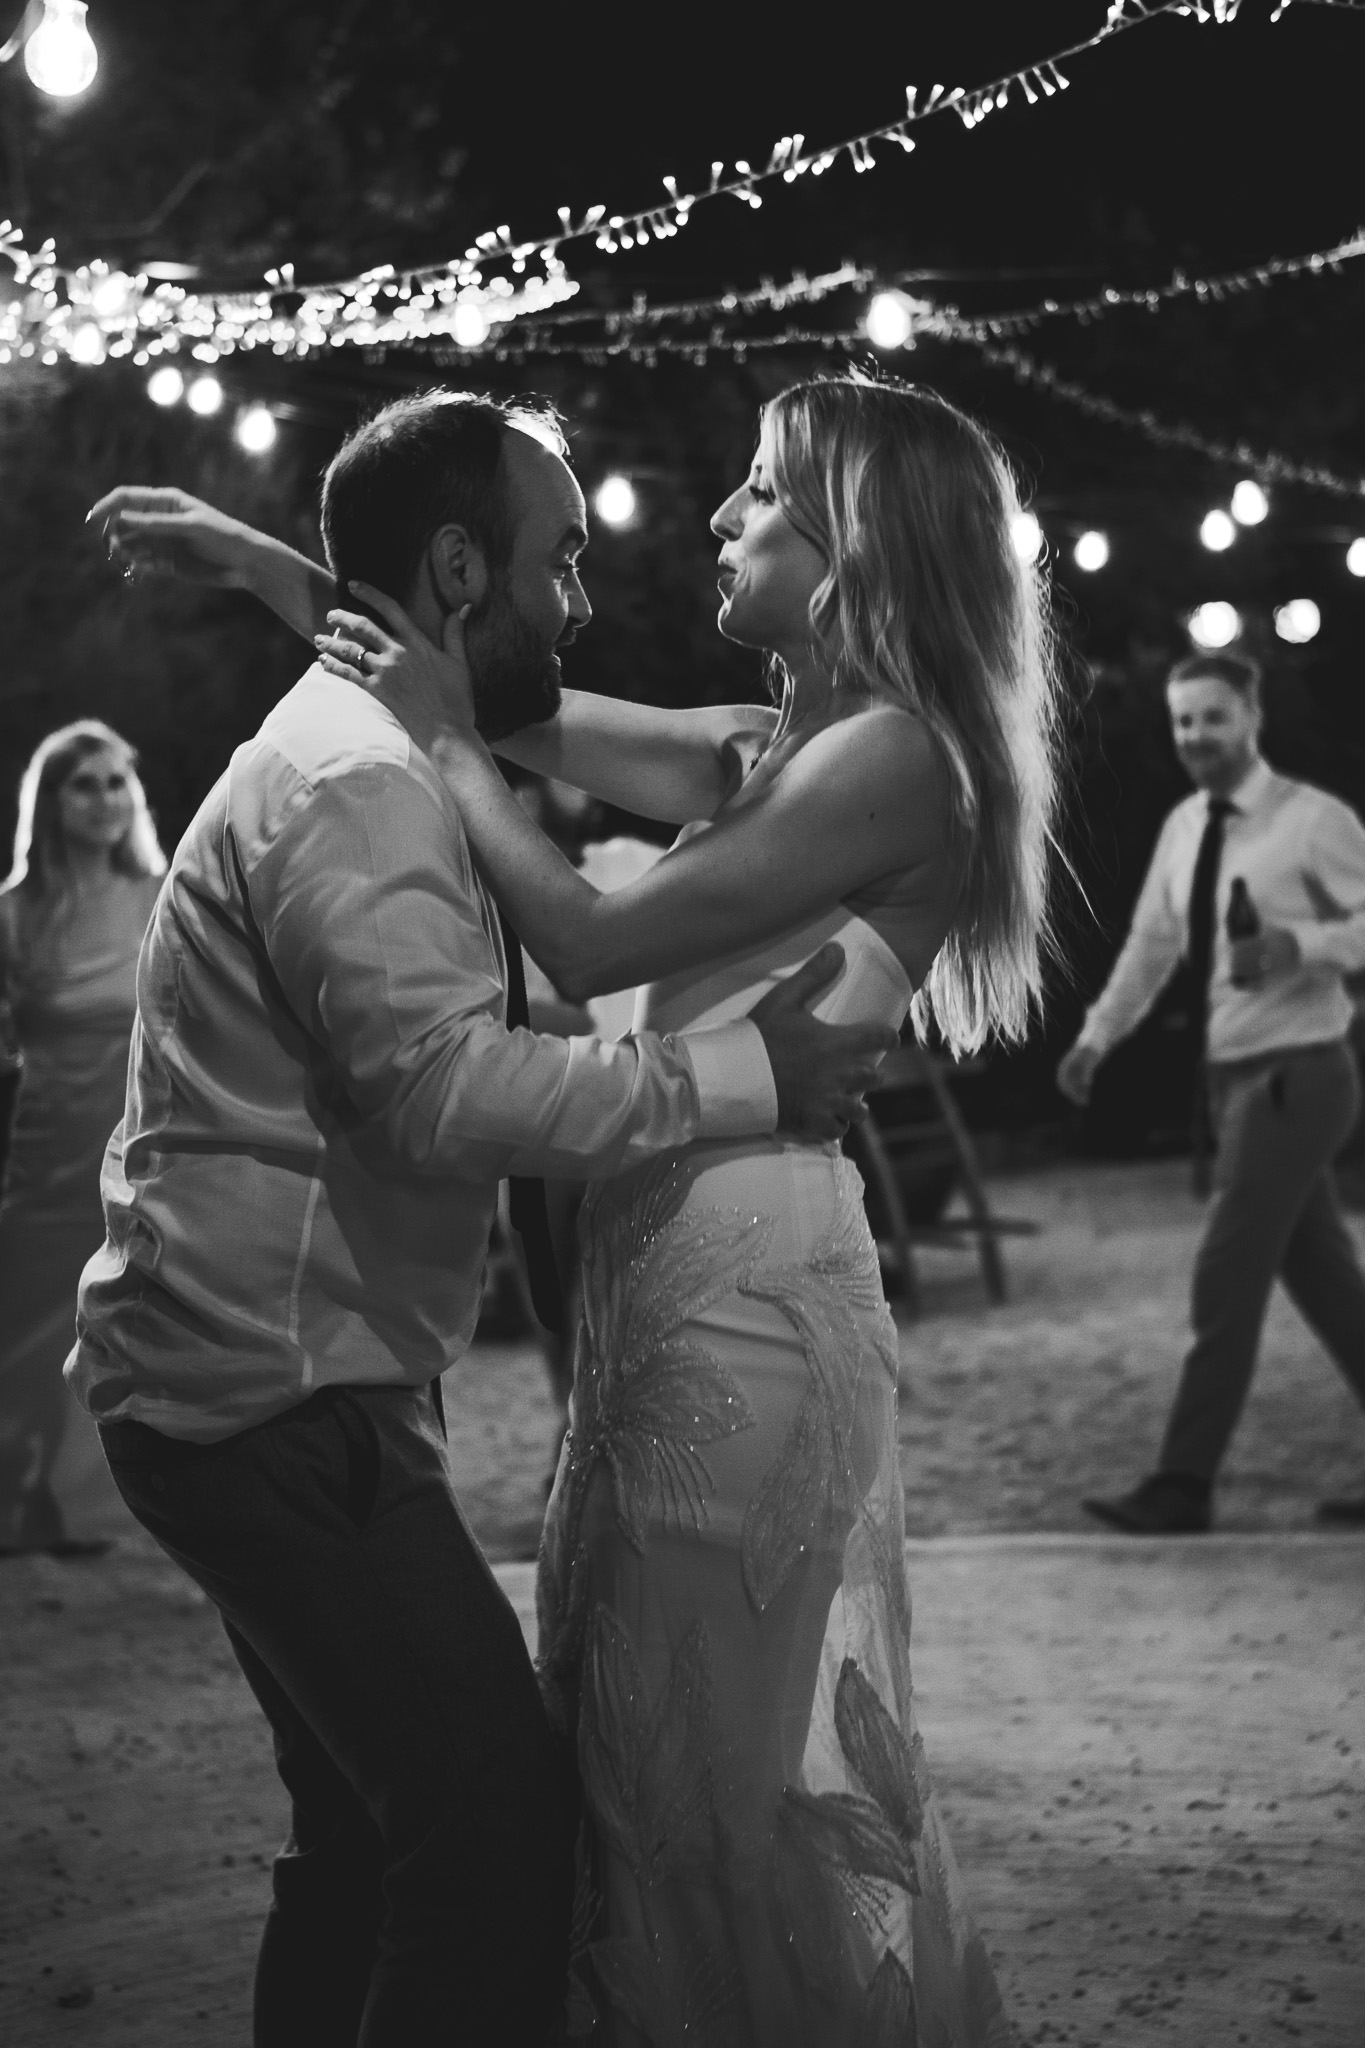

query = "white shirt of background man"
[[1079, 757, 1365, 1066]]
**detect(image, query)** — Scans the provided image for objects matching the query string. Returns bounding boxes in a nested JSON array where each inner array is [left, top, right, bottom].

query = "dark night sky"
[[440, 0, 1363, 284], [20, 0, 1351, 535], [3, 0, 1359, 689], [15, 2, 1363, 295]]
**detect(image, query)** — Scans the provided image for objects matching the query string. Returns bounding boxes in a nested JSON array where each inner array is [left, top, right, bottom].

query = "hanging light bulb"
[[1072, 530, 1109, 572], [186, 374, 224, 416], [451, 302, 490, 349], [23, 0, 98, 98], [1199, 509, 1236, 552], [864, 291, 915, 350], [146, 366, 184, 406], [1010, 511, 1043, 563], [88, 271, 132, 318], [1346, 538, 1365, 579], [593, 475, 637, 528], [235, 405, 277, 454], [1230, 479, 1269, 526], [67, 320, 105, 365], [1274, 598, 1320, 644], [1188, 601, 1242, 650]]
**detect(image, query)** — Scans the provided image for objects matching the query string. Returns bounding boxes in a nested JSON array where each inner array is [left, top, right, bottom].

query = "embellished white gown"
[[537, 900, 1013, 2048]]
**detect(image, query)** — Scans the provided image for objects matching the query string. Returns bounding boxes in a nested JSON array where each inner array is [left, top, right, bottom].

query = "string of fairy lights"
[[0, 0, 1269, 373], [1, 0, 1362, 650]]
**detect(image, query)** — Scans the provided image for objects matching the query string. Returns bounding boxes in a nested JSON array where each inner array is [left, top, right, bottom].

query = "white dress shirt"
[[68, 672, 777, 1441], [1080, 757, 1365, 1066]]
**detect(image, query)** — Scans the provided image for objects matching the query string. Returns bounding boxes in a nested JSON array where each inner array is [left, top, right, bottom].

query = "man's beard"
[[465, 582, 564, 743]]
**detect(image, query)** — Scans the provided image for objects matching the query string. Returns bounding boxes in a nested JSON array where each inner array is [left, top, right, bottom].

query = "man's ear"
[[427, 522, 489, 614]]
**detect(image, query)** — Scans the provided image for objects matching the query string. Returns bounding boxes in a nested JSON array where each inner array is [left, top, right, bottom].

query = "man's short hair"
[[319, 390, 568, 608], [1167, 650, 1262, 699]]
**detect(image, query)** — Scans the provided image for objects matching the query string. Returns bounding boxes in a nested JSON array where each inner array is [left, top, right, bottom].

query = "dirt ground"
[[1, 1158, 1363, 2045], [441, 1155, 1365, 1555]]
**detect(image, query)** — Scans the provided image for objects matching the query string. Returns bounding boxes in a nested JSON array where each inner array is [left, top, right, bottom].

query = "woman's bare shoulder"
[[796, 700, 943, 792], [774, 704, 950, 877]]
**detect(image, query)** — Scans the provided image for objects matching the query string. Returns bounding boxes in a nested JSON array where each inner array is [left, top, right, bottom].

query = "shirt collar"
[[1208, 755, 1272, 817]]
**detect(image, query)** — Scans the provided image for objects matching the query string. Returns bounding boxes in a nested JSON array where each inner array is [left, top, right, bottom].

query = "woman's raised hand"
[[86, 486, 260, 587], [314, 580, 478, 747]]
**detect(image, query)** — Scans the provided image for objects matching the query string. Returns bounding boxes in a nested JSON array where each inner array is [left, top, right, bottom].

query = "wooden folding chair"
[[847, 1042, 1036, 1310]]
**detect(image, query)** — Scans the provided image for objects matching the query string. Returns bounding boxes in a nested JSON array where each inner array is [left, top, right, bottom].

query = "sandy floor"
[[2, 1158, 1363, 2045], [443, 1156, 1365, 1555]]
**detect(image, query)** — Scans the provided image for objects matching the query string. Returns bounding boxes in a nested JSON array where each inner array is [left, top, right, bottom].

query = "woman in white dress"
[[310, 375, 1059, 2046]]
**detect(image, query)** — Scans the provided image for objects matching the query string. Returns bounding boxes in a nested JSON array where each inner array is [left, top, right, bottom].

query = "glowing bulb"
[[1073, 530, 1109, 572], [864, 291, 915, 350], [1199, 509, 1236, 552], [1346, 538, 1365, 578], [1010, 511, 1043, 563], [23, 0, 98, 97], [593, 475, 637, 528], [235, 405, 277, 454], [89, 272, 131, 318], [1274, 598, 1320, 644], [1188, 601, 1242, 650], [1230, 479, 1268, 525], [186, 374, 224, 416], [68, 320, 105, 365], [147, 366, 184, 406], [451, 302, 490, 348]]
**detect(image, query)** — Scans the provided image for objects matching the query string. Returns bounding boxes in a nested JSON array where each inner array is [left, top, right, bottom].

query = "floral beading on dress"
[[537, 1144, 1012, 2047]]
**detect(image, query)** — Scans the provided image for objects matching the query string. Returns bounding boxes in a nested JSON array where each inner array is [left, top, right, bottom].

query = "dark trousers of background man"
[[100, 1379, 576, 2048], [1160, 1039, 1365, 1481]]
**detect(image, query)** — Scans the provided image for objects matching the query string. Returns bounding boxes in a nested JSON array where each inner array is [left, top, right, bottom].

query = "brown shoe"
[[1082, 1474, 1211, 1535], [1315, 1494, 1365, 1526]]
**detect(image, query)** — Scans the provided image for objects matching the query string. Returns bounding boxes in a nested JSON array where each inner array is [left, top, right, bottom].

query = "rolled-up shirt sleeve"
[[1289, 798, 1365, 974], [245, 763, 774, 1184], [1079, 815, 1185, 1057]]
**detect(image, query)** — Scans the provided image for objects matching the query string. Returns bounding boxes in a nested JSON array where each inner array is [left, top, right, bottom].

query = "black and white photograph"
[[0, 2, 1362, 2042]]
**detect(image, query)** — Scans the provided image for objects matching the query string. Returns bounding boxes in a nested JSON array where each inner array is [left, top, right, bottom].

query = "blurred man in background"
[[1058, 651, 1365, 1532]]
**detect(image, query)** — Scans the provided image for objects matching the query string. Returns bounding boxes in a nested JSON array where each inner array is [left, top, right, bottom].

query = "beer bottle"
[[1226, 877, 1260, 986]]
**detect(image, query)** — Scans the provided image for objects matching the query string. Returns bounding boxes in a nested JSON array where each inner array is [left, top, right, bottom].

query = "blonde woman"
[[96, 376, 1059, 2044], [0, 721, 165, 1555]]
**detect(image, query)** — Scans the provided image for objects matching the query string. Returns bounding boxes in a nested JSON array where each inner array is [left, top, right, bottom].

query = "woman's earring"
[[458, 602, 473, 622]]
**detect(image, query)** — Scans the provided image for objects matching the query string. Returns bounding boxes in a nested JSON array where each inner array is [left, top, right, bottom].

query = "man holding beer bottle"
[[1057, 650, 1365, 1531]]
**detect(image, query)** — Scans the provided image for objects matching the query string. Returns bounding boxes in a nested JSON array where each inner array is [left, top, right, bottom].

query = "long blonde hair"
[[764, 375, 1064, 1055], [2, 721, 165, 935]]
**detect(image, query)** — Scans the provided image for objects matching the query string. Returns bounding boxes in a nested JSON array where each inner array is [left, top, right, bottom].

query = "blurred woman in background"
[[0, 720, 165, 1556]]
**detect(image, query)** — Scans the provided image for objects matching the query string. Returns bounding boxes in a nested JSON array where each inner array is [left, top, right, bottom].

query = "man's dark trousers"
[[101, 1379, 576, 2047], [1160, 1039, 1365, 1480]]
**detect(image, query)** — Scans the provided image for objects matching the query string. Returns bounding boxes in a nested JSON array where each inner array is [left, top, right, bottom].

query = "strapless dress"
[[536, 907, 1011, 2045]]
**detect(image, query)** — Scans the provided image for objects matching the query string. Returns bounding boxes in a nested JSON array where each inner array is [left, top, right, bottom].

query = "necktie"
[[1186, 796, 1234, 1192], [498, 910, 564, 1334]]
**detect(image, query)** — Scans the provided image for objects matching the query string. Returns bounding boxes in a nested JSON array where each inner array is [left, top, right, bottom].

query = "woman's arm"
[[87, 487, 333, 640], [495, 691, 778, 825], [318, 589, 944, 1001], [88, 489, 773, 822], [438, 711, 941, 1001]]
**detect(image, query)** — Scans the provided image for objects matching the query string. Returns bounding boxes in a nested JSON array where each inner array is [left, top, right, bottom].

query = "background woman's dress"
[[0, 876, 158, 1549], [538, 901, 1012, 2047]]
